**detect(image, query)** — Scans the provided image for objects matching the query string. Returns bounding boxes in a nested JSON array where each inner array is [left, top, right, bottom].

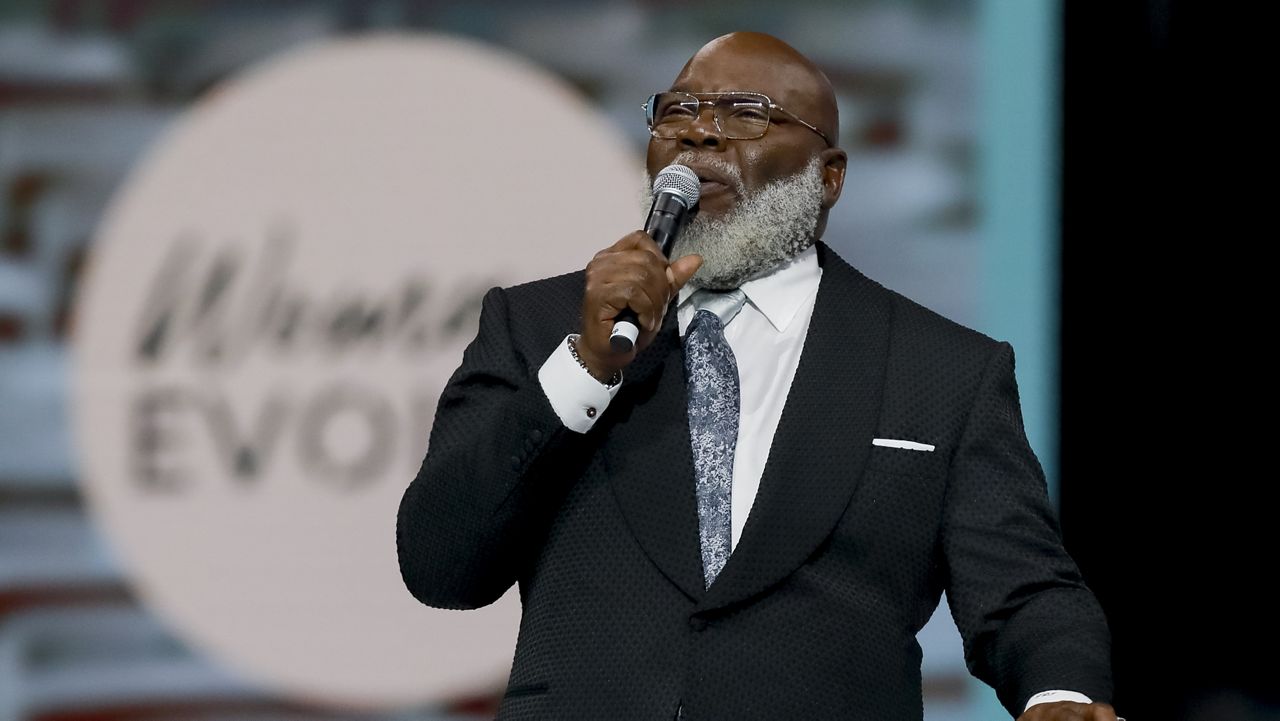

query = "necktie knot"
[[690, 287, 747, 329]]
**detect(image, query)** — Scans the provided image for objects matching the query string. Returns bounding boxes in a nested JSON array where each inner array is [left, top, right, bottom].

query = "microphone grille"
[[652, 164, 701, 207]]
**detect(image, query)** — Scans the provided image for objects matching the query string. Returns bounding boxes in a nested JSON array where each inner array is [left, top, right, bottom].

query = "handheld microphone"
[[609, 164, 701, 353]]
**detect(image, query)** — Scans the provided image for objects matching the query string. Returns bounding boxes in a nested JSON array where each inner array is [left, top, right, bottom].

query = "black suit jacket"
[[397, 240, 1111, 720]]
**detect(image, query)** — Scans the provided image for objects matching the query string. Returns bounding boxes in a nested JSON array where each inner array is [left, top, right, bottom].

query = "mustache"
[[669, 151, 746, 197]]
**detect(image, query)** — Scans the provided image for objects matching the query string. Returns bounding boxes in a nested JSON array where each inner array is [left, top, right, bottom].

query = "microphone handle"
[[609, 195, 687, 353]]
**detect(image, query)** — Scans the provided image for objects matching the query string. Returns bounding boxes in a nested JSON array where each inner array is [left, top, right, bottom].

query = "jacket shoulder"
[[480, 268, 584, 368], [884, 283, 1003, 359]]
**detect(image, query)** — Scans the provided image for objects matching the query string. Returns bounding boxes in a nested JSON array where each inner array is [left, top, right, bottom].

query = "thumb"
[[667, 254, 703, 291]]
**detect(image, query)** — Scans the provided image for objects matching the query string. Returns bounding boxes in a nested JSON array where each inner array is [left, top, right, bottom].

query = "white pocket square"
[[871, 438, 935, 452]]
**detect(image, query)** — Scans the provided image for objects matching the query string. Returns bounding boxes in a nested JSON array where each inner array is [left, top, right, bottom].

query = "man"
[[397, 32, 1117, 721]]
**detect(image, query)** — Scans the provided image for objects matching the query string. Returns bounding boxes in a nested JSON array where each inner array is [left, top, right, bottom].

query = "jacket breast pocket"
[[865, 442, 947, 478]]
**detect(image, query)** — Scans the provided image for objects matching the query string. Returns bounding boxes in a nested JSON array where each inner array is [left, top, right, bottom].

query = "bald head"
[[675, 32, 840, 146]]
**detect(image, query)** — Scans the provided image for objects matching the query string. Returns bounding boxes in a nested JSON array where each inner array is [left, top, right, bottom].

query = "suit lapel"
[[603, 241, 893, 609], [602, 294, 707, 602], [695, 240, 892, 614]]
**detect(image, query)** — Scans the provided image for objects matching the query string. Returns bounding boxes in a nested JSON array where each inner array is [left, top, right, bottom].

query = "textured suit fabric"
[[396, 240, 1112, 720]]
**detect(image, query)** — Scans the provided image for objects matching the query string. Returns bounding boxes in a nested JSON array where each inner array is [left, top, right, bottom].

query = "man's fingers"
[[612, 229, 663, 255], [669, 254, 704, 290], [586, 239, 696, 343], [611, 282, 658, 326], [592, 280, 663, 329], [1016, 702, 1119, 721]]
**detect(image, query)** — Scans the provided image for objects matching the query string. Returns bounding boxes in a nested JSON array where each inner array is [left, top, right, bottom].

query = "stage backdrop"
[[0, 2, 1054, 720]]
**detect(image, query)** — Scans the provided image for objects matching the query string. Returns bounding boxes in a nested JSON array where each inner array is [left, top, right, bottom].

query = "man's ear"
[[819, 147, 847, 209]]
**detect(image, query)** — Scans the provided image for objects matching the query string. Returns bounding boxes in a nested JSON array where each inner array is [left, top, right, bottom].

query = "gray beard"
[[642, 154, 825, 290]]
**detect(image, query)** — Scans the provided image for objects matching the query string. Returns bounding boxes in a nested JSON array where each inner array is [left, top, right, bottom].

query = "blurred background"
[[0, 1, 1263, 720]]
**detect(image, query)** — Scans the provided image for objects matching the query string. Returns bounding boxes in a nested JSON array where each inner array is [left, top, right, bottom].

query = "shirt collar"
[[677, 243, 820, 333]]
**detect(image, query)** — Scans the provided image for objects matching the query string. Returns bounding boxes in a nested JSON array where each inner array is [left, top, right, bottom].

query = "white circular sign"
[[72, 33, 640, 709]]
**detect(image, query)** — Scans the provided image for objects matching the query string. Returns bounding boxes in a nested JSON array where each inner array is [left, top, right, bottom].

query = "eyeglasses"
[[642, 91, 832, 147]]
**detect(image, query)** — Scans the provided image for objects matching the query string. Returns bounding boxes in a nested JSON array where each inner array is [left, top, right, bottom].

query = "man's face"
[[645, 43, 836, 220]]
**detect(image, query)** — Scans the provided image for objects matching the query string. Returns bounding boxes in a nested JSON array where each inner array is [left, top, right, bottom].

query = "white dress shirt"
[[539, 243, 820, 551], [534, 242, 1092, 712]]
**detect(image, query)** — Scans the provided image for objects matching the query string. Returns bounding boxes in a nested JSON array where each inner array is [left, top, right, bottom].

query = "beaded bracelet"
[[568, 335, 621, 388]]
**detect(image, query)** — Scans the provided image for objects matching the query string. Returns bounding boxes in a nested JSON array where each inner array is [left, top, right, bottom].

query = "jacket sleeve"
[[941, 340, 1113, 716], [396, 284, 599, 610]]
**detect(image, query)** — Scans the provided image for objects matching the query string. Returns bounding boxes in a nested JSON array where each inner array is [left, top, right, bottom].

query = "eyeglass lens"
[[648, 92, 770, 139]]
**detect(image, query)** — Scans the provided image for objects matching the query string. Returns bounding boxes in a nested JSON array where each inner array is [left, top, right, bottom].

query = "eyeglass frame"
[[642, 90, 833, 148]]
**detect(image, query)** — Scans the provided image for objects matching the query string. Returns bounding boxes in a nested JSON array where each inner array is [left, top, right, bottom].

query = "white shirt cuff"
[[1024, 690, 1093, 711], [537, 334, 622, 433]]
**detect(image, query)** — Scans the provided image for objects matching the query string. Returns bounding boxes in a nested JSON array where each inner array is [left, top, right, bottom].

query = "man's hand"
[[1017, 701, 1122, 721], [576, 231, 702, 381]]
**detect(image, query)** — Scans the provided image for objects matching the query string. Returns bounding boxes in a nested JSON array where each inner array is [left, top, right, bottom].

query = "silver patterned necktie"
[[683, 287, 748, 589]]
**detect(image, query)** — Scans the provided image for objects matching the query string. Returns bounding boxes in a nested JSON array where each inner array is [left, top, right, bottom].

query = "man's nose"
[[677, 106, 724, 150]]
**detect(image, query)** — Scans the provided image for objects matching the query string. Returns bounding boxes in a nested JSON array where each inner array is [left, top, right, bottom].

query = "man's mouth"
[[688, 168, 739, 201], [699, 179, 731, 196], [667, 154, 742, 203]]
